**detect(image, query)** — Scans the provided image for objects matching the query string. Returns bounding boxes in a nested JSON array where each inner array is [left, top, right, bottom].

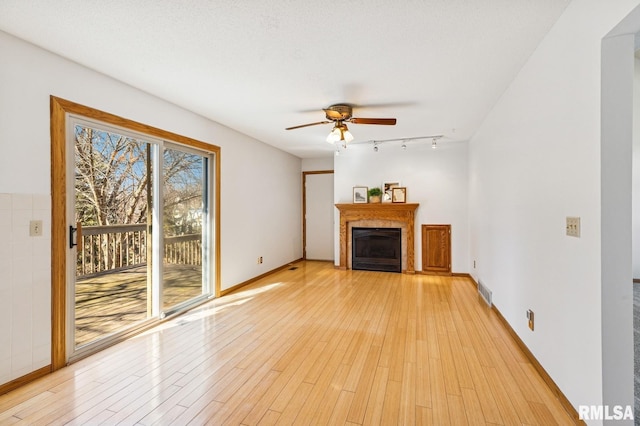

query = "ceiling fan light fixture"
[[342, 126, 354, 143], [326, 123, 353, 144], [326, 126, 341, 143]]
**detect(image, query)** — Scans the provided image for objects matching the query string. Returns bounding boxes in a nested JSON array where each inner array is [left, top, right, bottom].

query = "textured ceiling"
[[0, 0, 571, 158]]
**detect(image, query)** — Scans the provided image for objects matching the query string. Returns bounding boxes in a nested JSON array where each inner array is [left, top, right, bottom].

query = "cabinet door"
[[422, 224, 451, 273]]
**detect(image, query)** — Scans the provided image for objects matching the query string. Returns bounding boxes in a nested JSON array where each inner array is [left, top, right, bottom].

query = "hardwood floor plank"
[[415, 340, 432, 409], [380, 379, 403, 425], [51, 375, 140, 425], [529, 400, 562, 426], [327, 390, 355, 425], [311, 363, 351, 424], [447, 393, 470, 425], [462, 346, 503, 425], [206, 370, 280, 425], [483, 365, 526, 425], [520, 362, 577, 425], [268, 340, 327, 412], [0, 391, 55, 423], [416, 405, 434, 425], [271, 381, 313, 424], [429, 357, 452, 425], [256, 409, 280, 425], [460, 387, 488, 426], [438, 330, 462, 396], [447, 331, 474, 390], [0, 261, 577, 425], [399, 362, 417, 425], [362, 366, 390, 425], [345, 344, 382, 424]]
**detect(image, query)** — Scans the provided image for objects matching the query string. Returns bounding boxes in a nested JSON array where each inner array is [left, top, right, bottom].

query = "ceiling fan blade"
[[350, 118, 397, 125], [285, 121, 330, 130]]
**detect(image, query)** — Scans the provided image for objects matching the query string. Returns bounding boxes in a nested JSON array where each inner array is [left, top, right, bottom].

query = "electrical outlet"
[[258, 256, 263, 264], [526, 309, 535, 331], [566, 216, 581, 238], [29, 220, 43, 237]]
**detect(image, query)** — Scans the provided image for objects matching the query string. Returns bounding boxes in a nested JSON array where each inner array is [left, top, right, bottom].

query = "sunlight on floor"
[[135, 281, 285, 335]]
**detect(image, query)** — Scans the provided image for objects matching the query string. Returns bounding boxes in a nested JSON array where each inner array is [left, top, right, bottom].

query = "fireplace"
[[335, 203, 419, 273], [352, 227, 401, 272]]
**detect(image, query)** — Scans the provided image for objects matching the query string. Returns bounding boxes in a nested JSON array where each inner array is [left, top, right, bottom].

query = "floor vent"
[[478, 279, 492, 307], [288, 266, 298, 271]]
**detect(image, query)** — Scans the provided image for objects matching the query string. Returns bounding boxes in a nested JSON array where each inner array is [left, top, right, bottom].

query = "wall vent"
[[477, 279, 492, 307]]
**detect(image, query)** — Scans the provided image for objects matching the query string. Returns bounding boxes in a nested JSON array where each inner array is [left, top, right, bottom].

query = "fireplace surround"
[[335, 203, 419, 273]]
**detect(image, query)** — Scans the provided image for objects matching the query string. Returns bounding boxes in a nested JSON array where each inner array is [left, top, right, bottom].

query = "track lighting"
[[339, 135, 444, 155]]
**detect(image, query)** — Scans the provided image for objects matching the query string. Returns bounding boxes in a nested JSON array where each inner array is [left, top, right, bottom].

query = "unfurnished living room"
[[0, 1, 639, 425]]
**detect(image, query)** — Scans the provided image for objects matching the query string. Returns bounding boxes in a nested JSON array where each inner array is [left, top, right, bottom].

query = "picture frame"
[[392, 187, 407, 203], [353, 186, 368, 203], [382, 181, 401, 202]]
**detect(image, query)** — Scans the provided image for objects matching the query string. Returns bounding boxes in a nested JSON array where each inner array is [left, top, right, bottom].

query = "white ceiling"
[[0, 0, 571, 158]]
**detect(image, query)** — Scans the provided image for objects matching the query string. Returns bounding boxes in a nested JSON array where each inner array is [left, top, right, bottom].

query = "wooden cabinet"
[[422, 224, 451, 274]]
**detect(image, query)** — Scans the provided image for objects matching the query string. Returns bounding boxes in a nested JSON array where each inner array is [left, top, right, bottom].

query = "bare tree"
[[74, 125, 204, 273]]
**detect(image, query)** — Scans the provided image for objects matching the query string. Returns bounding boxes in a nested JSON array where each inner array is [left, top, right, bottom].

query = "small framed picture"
[[383, 181, 401, 202], [392, 187, 407, 203], [353, 186, 368, 203]]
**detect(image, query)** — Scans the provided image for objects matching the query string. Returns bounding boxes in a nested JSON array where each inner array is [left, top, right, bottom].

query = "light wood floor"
[[0, 261, 576, 425]]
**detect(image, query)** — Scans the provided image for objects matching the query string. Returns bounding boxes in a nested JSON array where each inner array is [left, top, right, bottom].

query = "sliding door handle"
[[69, 222, 82, 248]]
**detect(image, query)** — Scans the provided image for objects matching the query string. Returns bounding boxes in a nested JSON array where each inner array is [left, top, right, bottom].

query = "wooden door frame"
[[50, 96, 221, 370], [302, 170, 333, 260]]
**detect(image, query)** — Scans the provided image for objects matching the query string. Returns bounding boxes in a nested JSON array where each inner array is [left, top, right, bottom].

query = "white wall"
[[0, 30, 302, 385], [468, 0, 639, 419], [334, 140, 469, 272], [302, 157, 334, 172]]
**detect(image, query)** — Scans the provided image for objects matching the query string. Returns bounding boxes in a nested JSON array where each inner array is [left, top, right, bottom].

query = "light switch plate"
[[30, 220, 43, 237]]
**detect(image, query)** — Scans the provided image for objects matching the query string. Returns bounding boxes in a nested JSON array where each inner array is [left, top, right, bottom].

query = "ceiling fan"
[[285, 104, 397, 145]]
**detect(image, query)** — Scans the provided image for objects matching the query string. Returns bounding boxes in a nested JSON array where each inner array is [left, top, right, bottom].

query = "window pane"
[[162, 147, 208, 311]]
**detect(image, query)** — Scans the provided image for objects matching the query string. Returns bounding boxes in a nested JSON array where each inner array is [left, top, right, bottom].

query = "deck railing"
[[77, 224, 202, 277]]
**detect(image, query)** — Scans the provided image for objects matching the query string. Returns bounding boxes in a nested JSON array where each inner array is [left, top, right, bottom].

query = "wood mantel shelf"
[[335, 203, 419, 273]]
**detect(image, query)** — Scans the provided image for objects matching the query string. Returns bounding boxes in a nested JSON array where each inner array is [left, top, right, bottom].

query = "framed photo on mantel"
[[392, 187, 407, 203], [353, 186, 368, 203], [383, 181, 401, 202]]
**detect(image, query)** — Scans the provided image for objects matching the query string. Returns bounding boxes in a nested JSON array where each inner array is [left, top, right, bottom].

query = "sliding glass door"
[[68, 119, 215, 359]]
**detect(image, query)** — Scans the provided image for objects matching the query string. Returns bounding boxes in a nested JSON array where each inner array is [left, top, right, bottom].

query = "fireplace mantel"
[[335, 203, 419, 273]]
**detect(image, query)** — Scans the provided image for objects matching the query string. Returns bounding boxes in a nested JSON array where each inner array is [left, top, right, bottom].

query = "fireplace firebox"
[[352, 227, 401, 273]]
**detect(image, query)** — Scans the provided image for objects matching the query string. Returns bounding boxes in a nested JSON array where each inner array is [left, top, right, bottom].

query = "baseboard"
[[417, 270, 452, 276], [452, 272, 472, 279], [417, 271, 471, 278], [0, 365, 51, 396], [220, 258, 304, 296], [463, 275, 584, 424]]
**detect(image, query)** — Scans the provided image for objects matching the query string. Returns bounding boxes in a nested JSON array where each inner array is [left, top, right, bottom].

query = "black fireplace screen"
[[352, 227, 401, 273]]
